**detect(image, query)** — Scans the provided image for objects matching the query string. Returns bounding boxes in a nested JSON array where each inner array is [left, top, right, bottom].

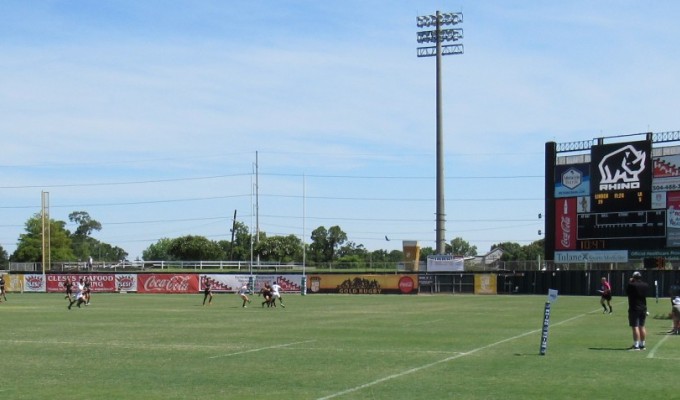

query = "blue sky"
[[1, 1, 679, 261]]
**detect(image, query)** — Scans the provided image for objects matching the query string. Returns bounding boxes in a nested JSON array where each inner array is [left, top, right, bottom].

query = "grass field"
[[1, 292, 678, 399]]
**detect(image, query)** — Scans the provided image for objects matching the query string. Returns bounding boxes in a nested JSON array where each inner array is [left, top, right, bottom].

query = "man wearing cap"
[[670, 296, 680, 335], [626, 271, 649, 350]]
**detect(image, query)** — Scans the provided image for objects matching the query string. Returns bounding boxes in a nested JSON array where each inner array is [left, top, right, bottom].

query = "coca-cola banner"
[[138, 274, 199, 294], [555, 197, 576, 250], [46, 274, 117, 293]]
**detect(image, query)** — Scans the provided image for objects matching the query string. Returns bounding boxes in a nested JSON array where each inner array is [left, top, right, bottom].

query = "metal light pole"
[[416, 11, 463, 254]]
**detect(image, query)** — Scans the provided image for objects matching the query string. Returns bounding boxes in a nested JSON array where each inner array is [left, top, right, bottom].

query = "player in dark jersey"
[[64, 279, 73, 300], [202, 281, 213, 306], [83, 277, 92, 305], [260, 283, 273, 308]]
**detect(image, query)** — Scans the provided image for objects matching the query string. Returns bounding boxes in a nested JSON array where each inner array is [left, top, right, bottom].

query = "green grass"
[[1, 293, 678, 399]]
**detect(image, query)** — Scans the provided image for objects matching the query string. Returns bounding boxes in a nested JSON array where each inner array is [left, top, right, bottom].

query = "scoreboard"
[[553, 139, 669, 257]]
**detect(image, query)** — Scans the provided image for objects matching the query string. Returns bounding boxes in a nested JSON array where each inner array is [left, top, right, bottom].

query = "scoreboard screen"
[[577, 210, 666, 240], [592, 190, 646, 212]]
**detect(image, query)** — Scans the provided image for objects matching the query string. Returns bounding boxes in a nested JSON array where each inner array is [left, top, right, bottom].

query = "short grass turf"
[[0, 293, 678, 399]]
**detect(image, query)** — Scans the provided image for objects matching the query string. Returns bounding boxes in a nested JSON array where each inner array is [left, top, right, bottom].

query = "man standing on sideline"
[[626, 271, 649, 350]]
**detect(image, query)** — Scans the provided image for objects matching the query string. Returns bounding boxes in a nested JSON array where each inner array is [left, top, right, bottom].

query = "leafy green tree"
[[257, 234, 302, 263], [521, 239, 545, 261], [69, 211, 102, 237], [222, 221, 252, 261], [449, 237, 477, 257], [309, 225, 347, 262], [0, 244, 8, 267], [12, 213, 75, 262], [143, 238, 175, 261], [167, 235, 224, 261], [492, 242, 525, 261], [337, 241, 368, 258], [419, 246, 436, 261], [91, 241, 127, 262], [387, 250, 403, 262]]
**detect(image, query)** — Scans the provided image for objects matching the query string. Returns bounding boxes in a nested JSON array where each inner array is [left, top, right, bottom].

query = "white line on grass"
[[647, 333, 671, 359], [208, 340, 316, 359], [316, 308, 596, 400]]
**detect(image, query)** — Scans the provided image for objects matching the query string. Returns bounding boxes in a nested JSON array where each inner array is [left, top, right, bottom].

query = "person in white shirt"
[[68, 279, 87, 310], [271, 281, 285, 308], [238, 284, 251, 308]]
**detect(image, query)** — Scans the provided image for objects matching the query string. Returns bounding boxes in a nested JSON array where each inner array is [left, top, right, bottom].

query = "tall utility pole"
[[41, 191, 50, 275], [416, 11, 463, 254]]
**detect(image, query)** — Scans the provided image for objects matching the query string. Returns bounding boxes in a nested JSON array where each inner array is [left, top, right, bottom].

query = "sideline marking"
[[316, 309, 596, 400], [647, 333, 671, 359], [208, 340, 316, 359]]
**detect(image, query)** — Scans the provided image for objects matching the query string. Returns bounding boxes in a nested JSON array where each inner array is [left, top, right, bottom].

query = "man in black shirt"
[[626, 271, 649, 350]]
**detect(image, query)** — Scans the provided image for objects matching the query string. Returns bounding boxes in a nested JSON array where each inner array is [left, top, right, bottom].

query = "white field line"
[[647, 333, 672, 359], [208, 339, 316, 359], [402, 319, 444, 327], [315, 308, 597, 400]]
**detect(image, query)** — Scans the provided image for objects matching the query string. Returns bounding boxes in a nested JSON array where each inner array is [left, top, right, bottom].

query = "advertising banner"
[[46, 274, 117, 293], [554, 250, 628, 263], [115, 274, 138, 292], [474, 274, 497, 294], [137, 274, 199, 294], [590, 140, 652, 212], [555, 163, 590, 198], [23, 274, 46, 292], [198, 274, 302, 293], [306, 274, 418, 294], [402, 241, 420, 271], [555, 198, 577, 250], [667, 191, 680, 247], [7, 274, 23, 292], [426, 255, 464, 272], [653, 154, 680, 191]]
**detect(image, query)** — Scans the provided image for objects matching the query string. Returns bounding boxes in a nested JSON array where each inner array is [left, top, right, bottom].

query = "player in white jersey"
[[238, 284, 251, 308], [68, 279, 87, 310], [271, 281, 285, 308]]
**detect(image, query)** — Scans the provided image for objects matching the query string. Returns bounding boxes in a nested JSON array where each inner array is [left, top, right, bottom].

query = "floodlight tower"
[[416, 11, 463, 254]]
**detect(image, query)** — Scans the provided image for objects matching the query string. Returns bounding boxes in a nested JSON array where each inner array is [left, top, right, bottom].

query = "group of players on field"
[[204, 279, 285, 309], [64, 277, 92, 309]]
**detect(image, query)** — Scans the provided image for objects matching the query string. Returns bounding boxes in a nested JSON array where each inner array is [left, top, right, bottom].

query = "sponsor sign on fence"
[[137, 274, 199, 294]]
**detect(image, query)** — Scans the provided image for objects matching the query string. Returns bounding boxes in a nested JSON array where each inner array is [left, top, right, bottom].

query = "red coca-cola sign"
[[555, 198, 576, 250], [138, 274, 199, 293], [398, 276, 415, 294]]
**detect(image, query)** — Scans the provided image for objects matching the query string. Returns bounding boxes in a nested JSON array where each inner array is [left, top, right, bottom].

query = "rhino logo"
[[598, 144, 646, 190]]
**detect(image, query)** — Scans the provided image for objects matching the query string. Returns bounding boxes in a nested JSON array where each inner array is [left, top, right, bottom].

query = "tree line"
[[0, 211, 544, 266]]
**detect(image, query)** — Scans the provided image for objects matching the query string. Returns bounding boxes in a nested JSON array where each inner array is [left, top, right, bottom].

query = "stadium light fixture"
[[416, 10, 463, 255]]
